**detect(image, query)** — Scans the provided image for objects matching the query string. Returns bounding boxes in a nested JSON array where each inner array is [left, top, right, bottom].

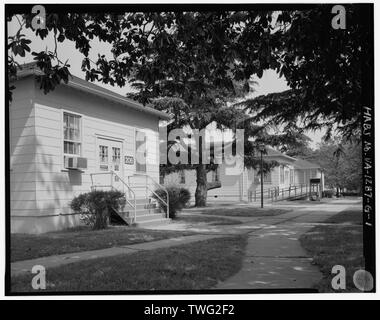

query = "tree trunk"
[[195, 164, 208, 207], [93, 206, 109, 230]]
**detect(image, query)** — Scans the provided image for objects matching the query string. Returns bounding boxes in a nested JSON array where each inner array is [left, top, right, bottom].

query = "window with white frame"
[[298, 170, 304, 184], [280, 166, 285, 184], [112, 147, 121, 171], [63, 112, 82, 156], [290, 169, 294, 184], [263, 171, 272, 184], [99, 145, 109, 170]]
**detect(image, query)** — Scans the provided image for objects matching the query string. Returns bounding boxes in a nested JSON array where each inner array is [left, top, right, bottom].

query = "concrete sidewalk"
[[215, 221, 321, 289], [11, 233, 224, 277], [215, 199, 362, 290], [12, 198, 361, 291]]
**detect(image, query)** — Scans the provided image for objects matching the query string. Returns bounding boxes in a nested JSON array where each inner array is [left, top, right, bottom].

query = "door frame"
[[95, 134, 125, 179]]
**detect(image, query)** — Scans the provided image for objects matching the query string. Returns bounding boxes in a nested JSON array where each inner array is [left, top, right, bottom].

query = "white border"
[[1, 0, 378, 301]]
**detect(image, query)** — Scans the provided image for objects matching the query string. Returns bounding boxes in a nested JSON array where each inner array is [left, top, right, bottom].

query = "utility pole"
[[259, 144, 265, 208]]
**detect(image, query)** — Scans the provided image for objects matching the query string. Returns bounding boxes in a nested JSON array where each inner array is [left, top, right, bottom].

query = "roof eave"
[[263, 154, 297, 162], [12, 68, 171, 121], [294, 166, 321, 170]]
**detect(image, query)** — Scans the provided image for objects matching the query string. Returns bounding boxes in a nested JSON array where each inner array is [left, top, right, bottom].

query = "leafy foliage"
[[304, 138, 362, 191], [322, 190, 335, 198], [7, 5, 367, 205], [8, 7, 368, 138], [7, 11, 281, 207], [239, 5, 369, 140], [70, 190, 126, 230], [7, 14, 73, 100], [152, 185, 191, 219]]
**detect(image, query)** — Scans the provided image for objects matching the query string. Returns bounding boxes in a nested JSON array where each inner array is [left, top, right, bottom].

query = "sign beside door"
[[125, 155, 134, 165]]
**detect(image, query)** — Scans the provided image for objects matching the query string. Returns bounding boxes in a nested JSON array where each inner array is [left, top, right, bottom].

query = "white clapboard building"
[[163, 146, 325, 203], [10, 63, 171, 233]]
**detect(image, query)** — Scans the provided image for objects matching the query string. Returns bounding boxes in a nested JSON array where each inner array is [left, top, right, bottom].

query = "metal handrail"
[[90, 171, 137, 223], [270, 184, 309, 202], [110, 171, 137, 222], [90, 171, 169, 221], [249, 184, 301, 196], [249, 183, 310, 202], [131, 173, 170, 219]]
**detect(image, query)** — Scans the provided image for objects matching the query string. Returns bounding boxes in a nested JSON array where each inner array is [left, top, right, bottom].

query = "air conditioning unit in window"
[[64, 156, 87, 170]]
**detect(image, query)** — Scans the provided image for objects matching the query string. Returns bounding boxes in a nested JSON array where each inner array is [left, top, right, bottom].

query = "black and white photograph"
[[3, 1, 375, 299]]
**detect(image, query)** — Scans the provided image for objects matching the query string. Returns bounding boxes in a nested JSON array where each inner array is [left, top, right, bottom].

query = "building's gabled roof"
[[13, 62, 171, 120], [292, 158, 321, 169], [162, 139, 322, 170], [262, 146, 297, 162], [262, 147, 322, 169]]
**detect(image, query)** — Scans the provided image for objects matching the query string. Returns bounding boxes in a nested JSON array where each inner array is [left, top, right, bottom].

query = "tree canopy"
[[308, 139, 362, 191], [238, 5, 369, 141], [8, 5, 368, 140], [7, 5, 368, 205]]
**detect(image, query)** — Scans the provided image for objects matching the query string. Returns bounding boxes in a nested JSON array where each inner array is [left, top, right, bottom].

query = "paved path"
[[12, 198, 361, 291], [11, 234, 224, 277], [214, 199, 362, 290]]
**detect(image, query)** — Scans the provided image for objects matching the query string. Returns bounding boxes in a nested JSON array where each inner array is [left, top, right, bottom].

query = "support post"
[[260, 150, 264, 208]]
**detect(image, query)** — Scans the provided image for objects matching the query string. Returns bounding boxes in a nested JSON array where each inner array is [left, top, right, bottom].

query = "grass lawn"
[[299, 209, 364, 293], [175, 215, 242, 225], [11, 226, 193, 262], [11, 235, 247, 292], [196, 207, 289, 217]]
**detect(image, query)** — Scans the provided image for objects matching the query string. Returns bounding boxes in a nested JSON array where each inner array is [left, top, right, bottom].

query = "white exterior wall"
[[10, 78, 38, 231], [294, 168, 323, 185], [10, 77, 161, 233], [163, 162, 324, 203], [164, 166, 248, 203], [207, 167, 246, 202]]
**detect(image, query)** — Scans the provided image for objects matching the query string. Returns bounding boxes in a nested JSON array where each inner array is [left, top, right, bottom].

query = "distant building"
[[163, 147, 324, 203]]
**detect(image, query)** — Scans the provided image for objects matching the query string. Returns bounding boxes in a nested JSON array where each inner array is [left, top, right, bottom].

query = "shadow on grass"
[[299, 209, 364, 293], [11, 226, 193, 262], [11, 235, 247, 293], [324, 210, 363, 225]]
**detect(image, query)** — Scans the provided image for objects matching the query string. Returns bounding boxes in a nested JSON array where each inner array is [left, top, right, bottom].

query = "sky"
[[9, 16, 325, 148]]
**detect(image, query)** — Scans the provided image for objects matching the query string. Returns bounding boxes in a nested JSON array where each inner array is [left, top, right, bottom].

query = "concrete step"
[[119, 213, 165, 224], [132, 198, 153, 205], [134, 213, 166, 223], [133, 218, 171, 228], [121, 213, 169, 226], [124, 199, 160, 208], [134, 208, 162, 215], [133, 202, 158, 210], [118, 208, 162, 218]]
